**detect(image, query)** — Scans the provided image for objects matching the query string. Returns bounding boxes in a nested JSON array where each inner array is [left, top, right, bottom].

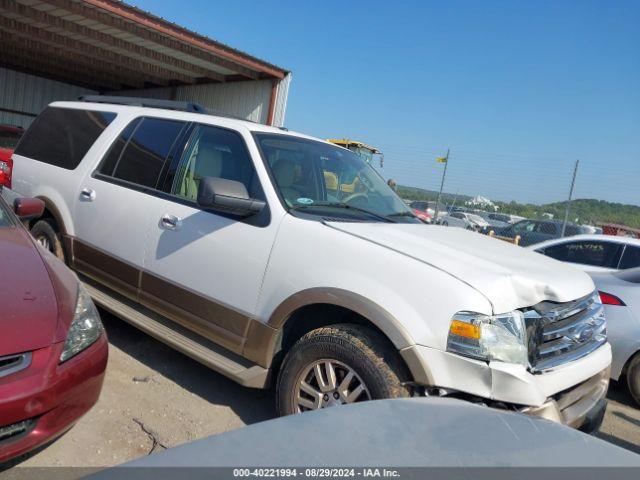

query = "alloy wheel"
[[293, 359, 371, 412]]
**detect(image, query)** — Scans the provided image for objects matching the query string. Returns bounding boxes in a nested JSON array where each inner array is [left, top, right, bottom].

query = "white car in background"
[[530, 235, 640, 272], [590, 268, 640, 406], [440, 211, 489, 231]]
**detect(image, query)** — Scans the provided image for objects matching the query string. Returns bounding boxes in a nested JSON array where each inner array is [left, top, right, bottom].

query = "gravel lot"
[[3, 309, 640, 472]]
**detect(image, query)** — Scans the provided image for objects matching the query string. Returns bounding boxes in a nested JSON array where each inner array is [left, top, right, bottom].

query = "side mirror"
[[197, 177, 265, 217], [14, 197, 45, 219]]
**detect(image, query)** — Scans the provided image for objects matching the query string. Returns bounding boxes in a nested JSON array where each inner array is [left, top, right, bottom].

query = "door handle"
[[80, 187, 96, 201], [160, 214, 182, 231]]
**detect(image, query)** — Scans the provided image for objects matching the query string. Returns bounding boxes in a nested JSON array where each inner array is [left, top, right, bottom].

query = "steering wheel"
[[342, 192, 369, 205]]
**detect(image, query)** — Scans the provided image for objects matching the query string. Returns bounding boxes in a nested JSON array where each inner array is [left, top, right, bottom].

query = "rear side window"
[[536, 222, 557, 235], [619, 245, 640, 269], [100, 118, 185, 189], [543, 241, 623, 268], [14, 107, 116, 169]]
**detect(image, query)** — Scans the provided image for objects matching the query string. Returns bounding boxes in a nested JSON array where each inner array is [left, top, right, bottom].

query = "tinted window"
[[410, 201, 429, 210], [512, 220, 536, 233], [543, 241, 623, 268], [0, 128, 22, 149], [619, 245, 640, 269], [536, 222, 557, 235], [172, 125, 259, 201], [564, 225, 580, 236], [98, 118, 141, 176], [111, 118, 184, 189], [14, 107, 116, 169]]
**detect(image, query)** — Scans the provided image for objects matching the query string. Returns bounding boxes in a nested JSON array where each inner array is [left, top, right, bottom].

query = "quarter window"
[[619, 245, 640, 269], [171, 125, 259, 201], [14, 107, 116, 170], [543, 241, 623, 268], [106, 118, 185, 189]]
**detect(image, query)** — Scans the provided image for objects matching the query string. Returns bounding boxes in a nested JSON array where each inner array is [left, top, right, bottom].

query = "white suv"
[[11, 98, 611, 430]]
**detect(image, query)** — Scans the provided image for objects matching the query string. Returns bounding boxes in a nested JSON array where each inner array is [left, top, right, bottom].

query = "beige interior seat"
[[179, 140, 224, 201]]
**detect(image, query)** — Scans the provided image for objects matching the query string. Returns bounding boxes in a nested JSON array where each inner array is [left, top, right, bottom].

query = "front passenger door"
[[141, 124, 280, 354]]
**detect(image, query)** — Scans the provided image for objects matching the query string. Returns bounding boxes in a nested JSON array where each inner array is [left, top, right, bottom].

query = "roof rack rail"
[[79, 95, 208, 114]]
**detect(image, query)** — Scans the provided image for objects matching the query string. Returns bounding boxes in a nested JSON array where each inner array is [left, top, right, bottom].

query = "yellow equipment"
[[326, 139, 383, 166]]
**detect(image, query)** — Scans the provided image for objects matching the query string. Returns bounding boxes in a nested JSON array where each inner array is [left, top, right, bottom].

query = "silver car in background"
[[590, 267, 640, 406]]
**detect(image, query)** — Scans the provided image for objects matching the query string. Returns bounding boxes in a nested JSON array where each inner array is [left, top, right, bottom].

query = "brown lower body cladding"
[[67, 236, 279, 368]]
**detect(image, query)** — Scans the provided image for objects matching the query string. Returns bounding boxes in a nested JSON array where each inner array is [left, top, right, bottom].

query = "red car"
[[0, 125, 23, 189], [0, 191, 108, 464]]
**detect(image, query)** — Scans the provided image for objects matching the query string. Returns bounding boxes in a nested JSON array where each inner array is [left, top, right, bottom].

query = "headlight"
[[446, 310, 528, 366], [60, 284, 104, 362]]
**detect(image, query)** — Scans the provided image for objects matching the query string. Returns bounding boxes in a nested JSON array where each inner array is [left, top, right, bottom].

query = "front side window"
[[512, 220, 536, 233], [255, 134, 417, 223], [544, 241, 623, 268], [14, 107, 116, 169], [102, 117, 185, 189], [619, 245, 640, 269], [172, 125, 259, 201]]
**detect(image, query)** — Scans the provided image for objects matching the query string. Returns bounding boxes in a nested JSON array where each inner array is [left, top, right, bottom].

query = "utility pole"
[[560, 159, 579, 237], [433, 149, 450, 223]]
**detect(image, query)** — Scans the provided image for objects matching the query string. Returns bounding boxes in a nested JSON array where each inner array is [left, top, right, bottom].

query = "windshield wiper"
[[386, 211, 417, 219], [291, 203, 395, 223]]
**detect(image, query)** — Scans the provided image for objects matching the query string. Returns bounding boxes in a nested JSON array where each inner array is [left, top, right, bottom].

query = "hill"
[[397, 186, 640, 228]]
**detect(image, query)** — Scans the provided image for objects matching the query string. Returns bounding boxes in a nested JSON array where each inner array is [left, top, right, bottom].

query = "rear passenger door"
[[72, 117, 187, 299], [141, 123, 279, 354]]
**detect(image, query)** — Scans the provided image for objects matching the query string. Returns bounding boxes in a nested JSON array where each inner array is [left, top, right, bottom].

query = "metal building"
[[0, 0, 291, 128]]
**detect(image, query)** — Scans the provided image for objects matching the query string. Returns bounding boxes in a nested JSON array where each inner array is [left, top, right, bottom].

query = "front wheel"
[[276, 324, 410, 416], [31, 219, 65, 262]]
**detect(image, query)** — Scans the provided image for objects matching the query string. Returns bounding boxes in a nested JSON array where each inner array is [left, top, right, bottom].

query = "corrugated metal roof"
[[0, 0, 289, 91]]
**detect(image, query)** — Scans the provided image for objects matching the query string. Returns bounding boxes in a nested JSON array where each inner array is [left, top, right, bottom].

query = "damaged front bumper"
[[400, 342, 612, 432]]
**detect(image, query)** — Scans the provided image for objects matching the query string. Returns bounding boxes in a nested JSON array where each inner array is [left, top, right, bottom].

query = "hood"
[[326, 222, 595, 313], [0, 227, 59, 355]]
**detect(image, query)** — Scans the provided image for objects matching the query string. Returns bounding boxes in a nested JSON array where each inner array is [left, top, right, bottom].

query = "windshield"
[[256, 134, 417, 223]]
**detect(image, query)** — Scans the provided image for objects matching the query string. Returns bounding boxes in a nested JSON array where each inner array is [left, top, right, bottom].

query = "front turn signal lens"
[[449, 320, 481, 339]]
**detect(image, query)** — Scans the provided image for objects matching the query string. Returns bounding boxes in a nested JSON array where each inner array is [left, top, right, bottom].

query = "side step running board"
[[82, 279, 270, 389]]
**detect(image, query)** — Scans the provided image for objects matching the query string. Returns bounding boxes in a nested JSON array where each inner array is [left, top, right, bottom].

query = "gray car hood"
[[327, 223, 595, 313]]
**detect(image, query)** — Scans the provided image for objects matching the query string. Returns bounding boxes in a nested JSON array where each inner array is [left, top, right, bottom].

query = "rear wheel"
[[276, 324, 410, 416], [30, 219, 65, 262], [626, 353, 640, 406]]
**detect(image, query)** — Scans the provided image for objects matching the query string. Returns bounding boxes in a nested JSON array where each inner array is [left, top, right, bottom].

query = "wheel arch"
[[31, 195, 72, 261], [247, 288, 416, 379]]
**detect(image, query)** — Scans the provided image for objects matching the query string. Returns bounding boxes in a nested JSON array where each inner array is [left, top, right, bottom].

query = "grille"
[[0, 352, 32, 378], [0, 418, 37, 444], [525, 292, 607, 372]]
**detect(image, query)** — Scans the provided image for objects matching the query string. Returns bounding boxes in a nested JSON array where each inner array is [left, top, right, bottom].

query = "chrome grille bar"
[[526, 292, 607, 372]]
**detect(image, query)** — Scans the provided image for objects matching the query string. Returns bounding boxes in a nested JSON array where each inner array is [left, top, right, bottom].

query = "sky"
[[133, 0, 640, 206]]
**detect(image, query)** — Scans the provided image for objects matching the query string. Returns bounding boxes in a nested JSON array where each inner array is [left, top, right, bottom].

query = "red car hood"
[[0, 227, 60, 356]]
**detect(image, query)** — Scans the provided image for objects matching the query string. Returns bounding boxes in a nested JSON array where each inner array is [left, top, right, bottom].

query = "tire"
[[442, 221, 448, 226], [626, 353, 640, 406], [30, 219, 65, 262], [276, 324, 410, 416]]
